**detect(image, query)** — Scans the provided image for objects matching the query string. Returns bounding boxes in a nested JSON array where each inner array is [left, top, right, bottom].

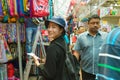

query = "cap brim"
[[45, 19, 64, 28]]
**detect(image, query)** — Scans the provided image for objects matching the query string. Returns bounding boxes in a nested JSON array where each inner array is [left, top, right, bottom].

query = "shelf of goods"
[[102, 15, 120, 19], [76, 0, 107, 19]]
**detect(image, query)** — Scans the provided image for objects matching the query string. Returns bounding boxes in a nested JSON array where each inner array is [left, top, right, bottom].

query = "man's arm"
[[73, 50, 80, 61]]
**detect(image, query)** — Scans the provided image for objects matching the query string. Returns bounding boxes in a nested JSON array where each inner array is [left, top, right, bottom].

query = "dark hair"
[[88, 14, 100, 23], [58, 25, 66, 35]]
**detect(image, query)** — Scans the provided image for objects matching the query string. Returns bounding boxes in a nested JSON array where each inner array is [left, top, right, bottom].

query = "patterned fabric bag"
[[0, 34, 13, 63], [0, 34, 8, 63], [30, 0, 49, 17]]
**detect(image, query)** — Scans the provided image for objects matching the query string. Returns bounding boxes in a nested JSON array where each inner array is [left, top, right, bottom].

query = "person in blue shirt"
[[97, 26, 120, 80], [73, 14, 108, 80]]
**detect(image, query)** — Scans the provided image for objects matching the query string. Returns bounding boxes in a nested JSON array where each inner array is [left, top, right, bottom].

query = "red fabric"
[[72, 35, 77, 43], [42, 30, 48, 36], [7, 63, 14, 77]]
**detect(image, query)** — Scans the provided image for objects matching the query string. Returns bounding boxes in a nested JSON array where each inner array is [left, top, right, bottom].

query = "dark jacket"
[[39, 35, 66, 80]]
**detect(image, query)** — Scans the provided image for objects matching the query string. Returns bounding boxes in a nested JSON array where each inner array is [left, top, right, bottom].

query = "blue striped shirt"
[[98, 27, 120, 80]]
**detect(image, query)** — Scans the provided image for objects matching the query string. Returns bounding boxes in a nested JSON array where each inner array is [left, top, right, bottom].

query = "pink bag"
[[30, 0, 49, 17]]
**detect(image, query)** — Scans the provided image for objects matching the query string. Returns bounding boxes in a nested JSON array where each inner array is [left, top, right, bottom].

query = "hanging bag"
[[0, 36, 8, 63], [3, 34, 13, 61], [2, 0, 9, 23], [0, 0, 3, 21], [0, 0, 3, 16], [30, 0, 49, 17]]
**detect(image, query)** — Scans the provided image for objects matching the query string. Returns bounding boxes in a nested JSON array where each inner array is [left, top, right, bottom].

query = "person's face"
[[101, 27, 107, 32], [88, 18, 100, 33], [47, 22, 63, 41], [77, 27, 86, 34], [73, 28, 77, 34]]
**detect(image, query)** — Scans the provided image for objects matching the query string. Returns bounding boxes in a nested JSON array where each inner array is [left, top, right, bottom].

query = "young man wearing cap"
[[73, 14, 108, 80], [31, 16, 67, 80]]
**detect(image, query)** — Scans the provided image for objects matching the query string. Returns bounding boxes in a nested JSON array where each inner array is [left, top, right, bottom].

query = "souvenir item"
[[30, 0, 49, 17]]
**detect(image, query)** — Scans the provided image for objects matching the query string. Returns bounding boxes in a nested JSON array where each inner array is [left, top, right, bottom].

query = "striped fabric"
[[97, 27, 120, 80]]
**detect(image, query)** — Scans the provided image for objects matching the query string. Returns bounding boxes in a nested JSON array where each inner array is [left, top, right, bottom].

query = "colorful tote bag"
[[30, 0, 49, 17], [0, 34, 8, 63], [0, 34, 13, 63]]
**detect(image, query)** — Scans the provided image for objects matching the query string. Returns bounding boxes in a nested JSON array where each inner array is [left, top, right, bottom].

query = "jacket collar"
[[51, 35, 64, 44]]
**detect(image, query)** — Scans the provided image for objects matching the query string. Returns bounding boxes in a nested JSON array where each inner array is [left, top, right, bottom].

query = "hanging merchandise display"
[[2, 0, 9, 23], [8, 0, 16, 16], [0, 0, 3, 17], [0, 0, 74, 79], [48, 0, 53, 19], [0, 34, 12, 63], [53, 0, 71, 17], [0, 34, 8, 63], [23, 0, 29, 13], [2, 0, 9, 15], [30, 0, 49, 17], [0, 23, 25, 43], [17, 0, 25, 16]]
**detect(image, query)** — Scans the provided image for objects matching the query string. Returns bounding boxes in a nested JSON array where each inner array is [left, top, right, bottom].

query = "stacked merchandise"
[[0, 23, 25, 43], [99, 6, 120, 32]]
